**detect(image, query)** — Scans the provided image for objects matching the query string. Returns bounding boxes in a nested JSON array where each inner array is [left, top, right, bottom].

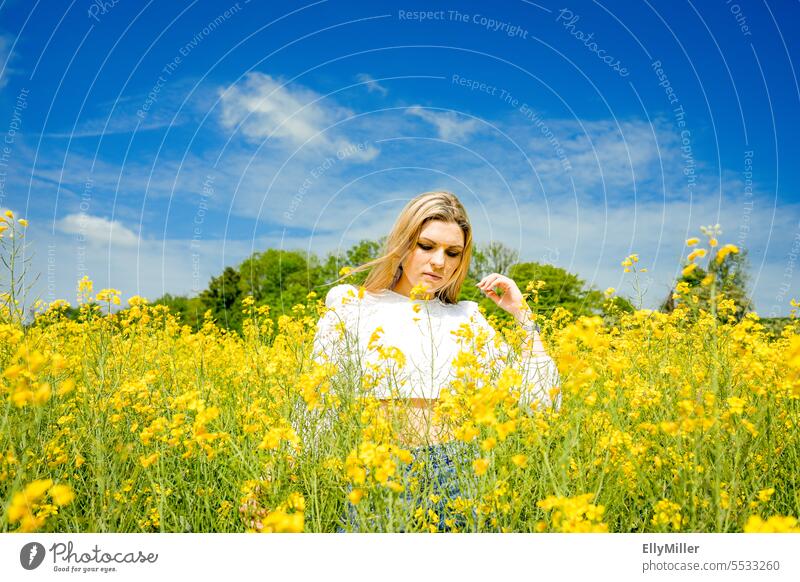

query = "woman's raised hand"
[[476, 273, 528, 317]]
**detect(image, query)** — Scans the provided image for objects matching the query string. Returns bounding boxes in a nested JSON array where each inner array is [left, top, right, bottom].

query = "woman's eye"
[[447, 252, 461, 257], [418, 244, 431, 250]]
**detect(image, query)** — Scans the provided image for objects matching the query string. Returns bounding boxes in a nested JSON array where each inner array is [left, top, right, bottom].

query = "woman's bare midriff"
[[377, 398, 452, 448]]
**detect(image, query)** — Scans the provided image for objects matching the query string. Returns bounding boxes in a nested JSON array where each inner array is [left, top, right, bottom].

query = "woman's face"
[[395, 220, 465, 296]]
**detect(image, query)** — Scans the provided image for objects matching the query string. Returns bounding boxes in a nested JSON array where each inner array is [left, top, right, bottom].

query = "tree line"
[[149, 238, 756, 334], [44, 238, 759, 334]]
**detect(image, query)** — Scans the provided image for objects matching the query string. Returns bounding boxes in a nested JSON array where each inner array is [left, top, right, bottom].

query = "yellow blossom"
[[744, 515, 800, 533], [140, 453, 159, 468], [715, 244, 739, 264], [756, 488, 775, 503], [511, 454, 528, 468], [687, 249, 707, 262], [473, 458, 490, 476], [49, 484, 75, 506], [348, 489, 365, 504]]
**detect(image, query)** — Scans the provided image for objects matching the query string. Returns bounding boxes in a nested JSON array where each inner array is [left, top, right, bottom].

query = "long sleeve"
[[311, 284, 357, 365], [467, 303, 561, 411]]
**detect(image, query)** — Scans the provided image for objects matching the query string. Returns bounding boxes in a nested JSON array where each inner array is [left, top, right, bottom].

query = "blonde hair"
[[337, 191, 473, 305]]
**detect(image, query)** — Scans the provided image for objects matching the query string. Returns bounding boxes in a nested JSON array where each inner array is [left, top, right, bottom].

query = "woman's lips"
[[423, 273, 442, 280]]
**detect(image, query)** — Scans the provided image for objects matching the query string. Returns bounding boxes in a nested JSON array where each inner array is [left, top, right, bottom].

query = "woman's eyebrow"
[[418, 237, 464, 249]]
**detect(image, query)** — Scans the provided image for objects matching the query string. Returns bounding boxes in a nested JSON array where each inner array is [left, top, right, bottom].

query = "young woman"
[[312, 190, 559, 531]]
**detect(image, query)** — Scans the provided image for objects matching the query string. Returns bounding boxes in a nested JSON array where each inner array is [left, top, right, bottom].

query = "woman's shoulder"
[[323, 284, 358, 308]]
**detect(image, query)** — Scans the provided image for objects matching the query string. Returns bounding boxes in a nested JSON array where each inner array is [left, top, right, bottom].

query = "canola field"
[[2, 216, 799, 533]]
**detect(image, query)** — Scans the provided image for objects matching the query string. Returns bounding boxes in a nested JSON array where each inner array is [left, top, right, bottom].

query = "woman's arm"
[[475, 273, 561, 409], [510, 303, 549, 358]]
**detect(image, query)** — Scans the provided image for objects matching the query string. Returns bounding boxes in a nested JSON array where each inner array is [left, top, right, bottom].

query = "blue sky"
[[0, 0, 798, 315]]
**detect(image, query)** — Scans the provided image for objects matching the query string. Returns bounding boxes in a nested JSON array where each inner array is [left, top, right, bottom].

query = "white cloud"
[[406, 106, 481, 141], [56, 213, 139, 247], [356, 73, 388, 96], [218, 72, 379, 161]]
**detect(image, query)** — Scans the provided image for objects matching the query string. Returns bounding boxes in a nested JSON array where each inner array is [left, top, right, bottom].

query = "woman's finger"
[[484, 289, 500, 303], [479, 273, 502, 290]]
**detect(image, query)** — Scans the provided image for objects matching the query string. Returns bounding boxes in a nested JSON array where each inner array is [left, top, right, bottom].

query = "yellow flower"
[[511, 454, 528, 468], [348, 489, 365, 504], [481, 437, 497, 452], [26, 479, 54, 499], [682, 264, 697, 277], [338, 266, 352, 277], [18, 218, 28, 227], [709, 237, 718, 247], [686, 237, 700, 246], [454, 422, 479, 442], [367, 326, 384, 350], [385, 481, 405, 494], [4, 209, 13, 219], [604, 287, 615, 298], [49, 484, 75, 506], [495, 419, 516, 440], [651, 499, 686, 531], [7, 479, 54, 532], [659, 421, 679, 436], [410, 283, 431, 300], [744, 515, 800, 533], [473, 458, 490, 476], [128, 295, 148, 307], [687, 249, 707, 262], [726, 396, 746, 415], [96, 288, 122, 305], [536, 494, 608, 532], [715, 244, 739, 264], [756, 488, 775, 503], [140, 453, 159, 468]]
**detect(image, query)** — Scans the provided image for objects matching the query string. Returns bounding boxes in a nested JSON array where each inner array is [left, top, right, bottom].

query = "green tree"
[[200, 266, 243, 331], [508, 262, 605, 317], [153, 293, 205, 331], [315, 238, 384, 288], [468, 241, 519, 280], [238, 249, 315, 320], [459, 243, 612, 321], [661, 248, 753, 321]]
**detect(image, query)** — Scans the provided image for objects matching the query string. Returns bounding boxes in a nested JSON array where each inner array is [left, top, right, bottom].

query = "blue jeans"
[[339, 441, 477, 532]]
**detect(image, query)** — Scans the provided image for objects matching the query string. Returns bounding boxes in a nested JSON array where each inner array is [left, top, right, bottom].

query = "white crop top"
[[312, 284, 560, 408]]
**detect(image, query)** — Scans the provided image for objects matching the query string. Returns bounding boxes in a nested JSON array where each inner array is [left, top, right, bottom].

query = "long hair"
[[336, 191, 473, 305]]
